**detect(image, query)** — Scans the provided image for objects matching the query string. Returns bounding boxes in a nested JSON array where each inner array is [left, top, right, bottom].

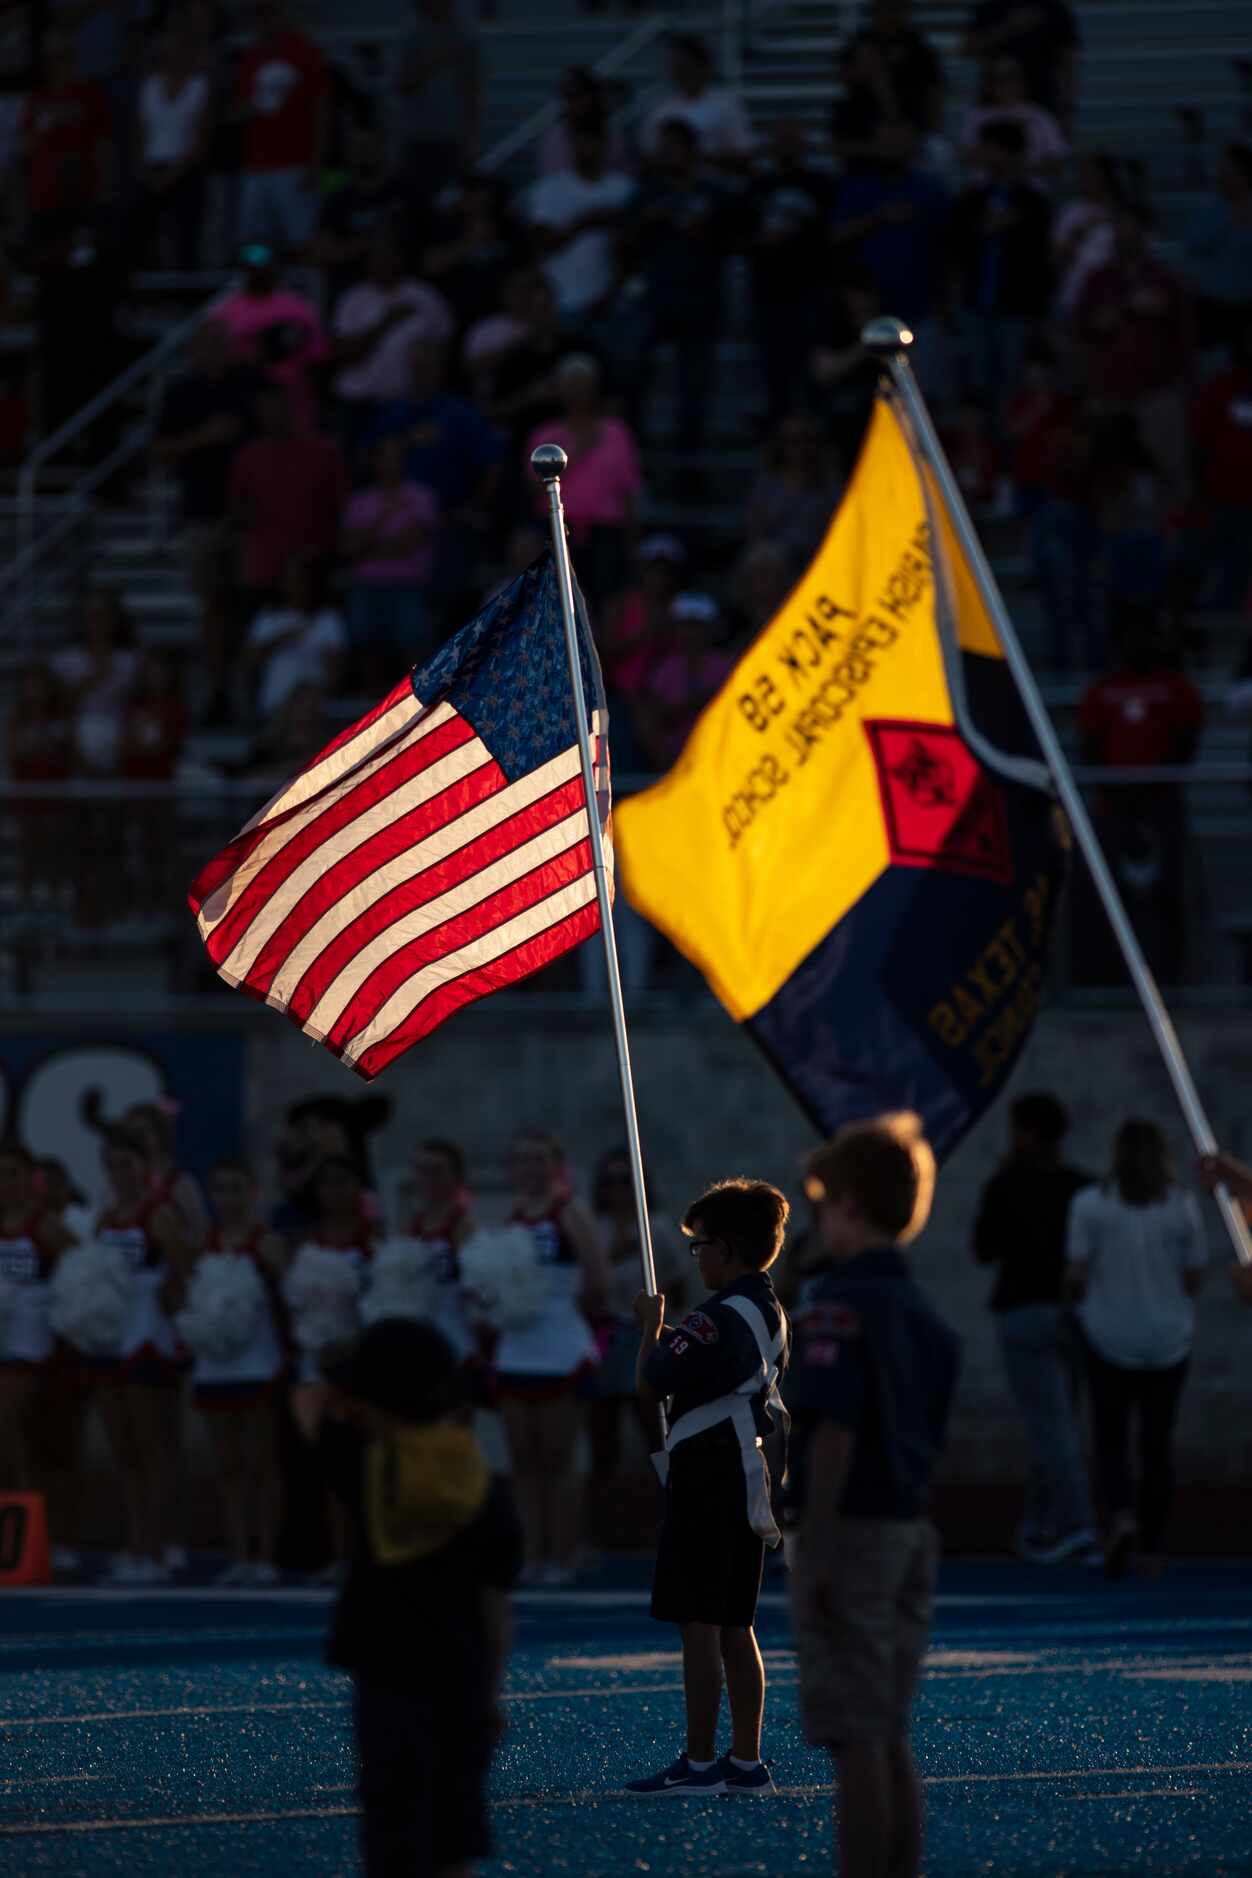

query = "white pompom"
[[49, 1242, 135, 1356], [176, 1252, 267, 1362], [459, 1226, 552, 1331], [282, 1243, 363, 1353], [360, 1237, 442, 1327]]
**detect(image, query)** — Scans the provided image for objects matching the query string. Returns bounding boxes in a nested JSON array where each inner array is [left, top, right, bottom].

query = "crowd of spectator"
[[4, 0, 1252, 981]]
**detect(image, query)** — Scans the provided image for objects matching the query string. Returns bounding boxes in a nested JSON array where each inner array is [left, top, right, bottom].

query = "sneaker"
[[214, 1560, 254, 1588], [105, 1552, 143, 1584], [249, 1561, 280, 1587], [51, 1544, 83, 1573], [163, 1545, 189, 1574], [126, 1557, 172, 1586], [1029, 1526, 1101, 1566], [625, 1754, 715, 1797], [716, 1756, 776, 1797]]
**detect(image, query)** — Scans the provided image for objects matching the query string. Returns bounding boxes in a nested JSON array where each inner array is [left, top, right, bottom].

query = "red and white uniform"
[[497, 1204, 597, 1379], [97, 1197, 179, 1365], [0, 1212, 55, 1363], [191, 1227, 286, 1390], [408, 1200, 474, 1361]]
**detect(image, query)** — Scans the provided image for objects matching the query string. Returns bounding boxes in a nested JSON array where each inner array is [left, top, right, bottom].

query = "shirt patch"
[[801, 1338, 839, 1368], [802, 1301, 861, 1338], [679, 1310, 719, 1345]]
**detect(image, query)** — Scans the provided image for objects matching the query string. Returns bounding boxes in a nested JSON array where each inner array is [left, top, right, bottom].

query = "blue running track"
[[3, 1559, 1252, 1876]]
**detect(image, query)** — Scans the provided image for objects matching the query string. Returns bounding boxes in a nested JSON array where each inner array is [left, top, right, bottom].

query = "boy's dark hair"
[[419, 1138, 465, 1182], [682, 1178, 790, 1270], [1113, 1117, 1172, 1207], [805, 1113, 935, 1244], [1010, 1091, 1068, 1145]]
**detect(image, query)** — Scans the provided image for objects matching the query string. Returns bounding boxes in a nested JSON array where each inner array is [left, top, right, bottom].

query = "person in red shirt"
[[1071, 203, 1194, 503], [1190, 325, 1252, 613], [21, 30, 112, 222], [229, 384, 349, 601], [235, 0, 330, 255], [1077, 605, 1204, 985]]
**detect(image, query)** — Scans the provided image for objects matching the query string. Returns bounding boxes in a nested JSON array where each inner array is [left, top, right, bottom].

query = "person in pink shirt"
[[333, 232, 454, 436], [342, 437, 441, 686], [633, 591, 735, 768], [524, 354, 642, 607], [216, 244, 329, 435]]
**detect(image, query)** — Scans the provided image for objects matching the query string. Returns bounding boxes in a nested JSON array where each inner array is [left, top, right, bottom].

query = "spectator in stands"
[[1182, 140, 1252, 356], [627, 116, 733, 470], [632, 592, 735, 768], [6, 662, 74, 905], [730, 539, 794, 641], [153, 319, 265, 725], [240, 679, 328, 788], [1066, 1119, 1206, 1577], [311, 121, 415, 302], [118, 650, 186, 920], [973, 1091, 1097, 1565], [229, 384, 349, 601], [418, 174, 521, 334], [526, 120, 635, 322], [332, 229, 454, 446], [960, 0, 1079, 119], [1078, 604, 1204, 985], [948, 120, 1053, 416], [538, 65, 628, 178], [465, 266, 569, 445], [1190, 319, 1252, 612], [832, 0, 944, 170], [387, 0, 483, 190], [132, 17, 213, 269], [809, 270, 883, 467], [829, 134, 949, 348], [21, 29, 112, 225], [246, 556, 346, 721], [370, 338, 503, 534], [939, 393, 1003, 513], [959, 54, 1068, 185], [51, 587, 137, 775], [1072, 203, 1194, 504], [234, 0, 329, 255], [523, 354, 642, 609], [745, 414, 843, 571], [598, 533, 686, 767], [1004, 336, 1077, 513], [641, 32, 754, 167], [342, 437, 441, 685], [217, 243, 329, 436], [1051, 151, 1125, 317], [745, 122, 834, 423]]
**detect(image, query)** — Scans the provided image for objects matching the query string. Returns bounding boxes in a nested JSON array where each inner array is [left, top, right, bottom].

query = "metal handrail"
[[479, 15, 674, 174]]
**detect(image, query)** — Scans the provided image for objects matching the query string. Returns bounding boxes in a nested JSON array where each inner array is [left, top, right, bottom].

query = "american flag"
[[189, 554, 610, 1080]]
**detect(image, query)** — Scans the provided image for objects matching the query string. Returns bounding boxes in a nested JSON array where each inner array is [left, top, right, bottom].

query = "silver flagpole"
[[530, 443, 661, 1299], [863, 316, 1252, 1268]]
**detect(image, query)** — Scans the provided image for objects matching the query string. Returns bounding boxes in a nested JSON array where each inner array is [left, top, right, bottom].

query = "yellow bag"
[[364, 1422, 490, 1567]]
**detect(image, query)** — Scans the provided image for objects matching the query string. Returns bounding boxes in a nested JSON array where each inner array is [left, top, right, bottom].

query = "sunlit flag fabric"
[[615, 394, 1067, 1159], [189, 554, 609, 1080]]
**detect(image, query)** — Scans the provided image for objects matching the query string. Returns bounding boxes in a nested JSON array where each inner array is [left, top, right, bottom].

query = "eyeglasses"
[[687, 1236, 721, 1257]]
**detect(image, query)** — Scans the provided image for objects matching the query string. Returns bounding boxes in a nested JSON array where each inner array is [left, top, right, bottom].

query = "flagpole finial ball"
[[861, 316, 915, 356], [530, 443, 569, 482]]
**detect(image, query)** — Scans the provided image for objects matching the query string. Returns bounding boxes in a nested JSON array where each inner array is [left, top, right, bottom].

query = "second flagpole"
[[862, 317, 1252, 1268], [531, 443, 661, 1303]]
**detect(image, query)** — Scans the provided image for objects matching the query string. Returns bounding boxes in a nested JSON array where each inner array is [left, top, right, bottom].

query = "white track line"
[[0, 1806, 359, 1837]]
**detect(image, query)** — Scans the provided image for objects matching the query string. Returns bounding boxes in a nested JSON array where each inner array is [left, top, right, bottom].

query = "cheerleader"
[[94, 1126, 193, 1584], [408, 1138, 475, 1362], [124, 1101, 210, 1246], [588, 1146, 688, 1478], [194, 1161, 288, 1587], [498, 1130, 609, 1586], [0, 1143, 75, 1486]]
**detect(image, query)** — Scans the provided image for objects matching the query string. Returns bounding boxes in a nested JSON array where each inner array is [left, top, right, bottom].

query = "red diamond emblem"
[[865, 719, 1012, 884]]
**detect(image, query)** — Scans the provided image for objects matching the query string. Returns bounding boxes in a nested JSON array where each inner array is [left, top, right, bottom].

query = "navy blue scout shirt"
[[643, 1272, 787, 1457], [787, 1248, 960, 1519]]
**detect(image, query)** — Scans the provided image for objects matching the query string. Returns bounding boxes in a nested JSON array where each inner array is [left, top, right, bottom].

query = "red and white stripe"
[[190, 680, 608, 1079]]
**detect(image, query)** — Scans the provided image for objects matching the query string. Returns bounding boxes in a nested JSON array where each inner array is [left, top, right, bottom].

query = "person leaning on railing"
[[1197, 1154, 1252, 1303]]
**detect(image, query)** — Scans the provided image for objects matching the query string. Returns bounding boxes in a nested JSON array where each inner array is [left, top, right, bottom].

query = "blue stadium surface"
[[3, 1558, 1252, 1877]]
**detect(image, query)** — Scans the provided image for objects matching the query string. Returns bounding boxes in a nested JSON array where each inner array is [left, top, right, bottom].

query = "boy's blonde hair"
[[804, 1111, 936, 1245]]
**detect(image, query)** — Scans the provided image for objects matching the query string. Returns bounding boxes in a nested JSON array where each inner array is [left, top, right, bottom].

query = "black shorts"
[[651, 1440, 765, 1629], [353, 1677, 493, 1873]]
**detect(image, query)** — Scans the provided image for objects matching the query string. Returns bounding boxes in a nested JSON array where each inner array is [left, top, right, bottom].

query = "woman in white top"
[[134, 20, 213, 269], [497, 1130, 608, 1586], [1066, 1119, 1206, 1576]]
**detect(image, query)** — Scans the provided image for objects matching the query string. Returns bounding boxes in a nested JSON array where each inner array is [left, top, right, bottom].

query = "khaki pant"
[[789, 1517, 936, 1747]]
